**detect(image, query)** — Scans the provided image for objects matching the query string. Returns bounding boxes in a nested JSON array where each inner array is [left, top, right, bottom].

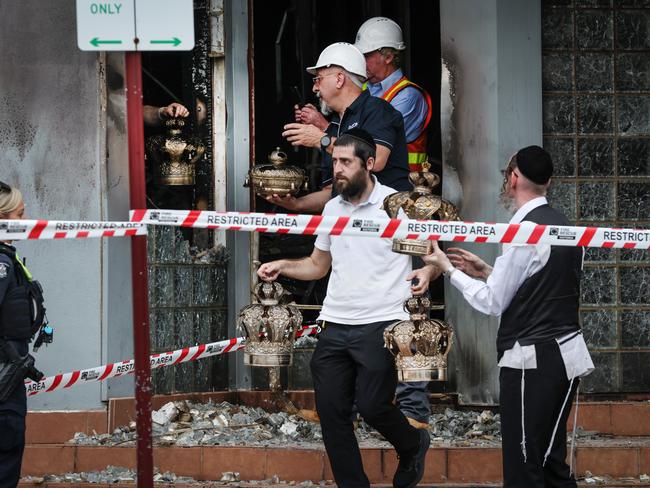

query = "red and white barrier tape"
[[131, 209, 650, 250], [24, 326, 319, 396], [0, 219, 146, 241]]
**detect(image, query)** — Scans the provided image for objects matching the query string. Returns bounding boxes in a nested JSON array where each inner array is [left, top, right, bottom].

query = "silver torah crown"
[[237, 281, 303, 367]]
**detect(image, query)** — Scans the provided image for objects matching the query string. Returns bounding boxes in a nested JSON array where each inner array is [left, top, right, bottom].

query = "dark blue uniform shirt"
[[322, 90, 410, 192], [0, 251, 28, 417]]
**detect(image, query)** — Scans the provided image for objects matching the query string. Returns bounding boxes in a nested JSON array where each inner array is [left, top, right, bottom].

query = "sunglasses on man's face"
[[0, 181, 11, 193]]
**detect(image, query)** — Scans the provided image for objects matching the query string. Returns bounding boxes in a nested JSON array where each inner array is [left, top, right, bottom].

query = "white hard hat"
[[306, 42, 367, 80], [354, 17, 406, 54]]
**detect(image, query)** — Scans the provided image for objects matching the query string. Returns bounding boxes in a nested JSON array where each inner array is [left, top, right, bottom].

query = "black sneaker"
[[393, 429, 430, 488]]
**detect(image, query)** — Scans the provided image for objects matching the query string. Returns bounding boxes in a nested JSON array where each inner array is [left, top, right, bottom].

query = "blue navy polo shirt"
[[322, 90, 410, 192]]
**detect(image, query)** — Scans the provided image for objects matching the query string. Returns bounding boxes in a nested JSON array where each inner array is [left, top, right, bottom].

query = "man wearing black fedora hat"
[[423, 146, 594, 487]]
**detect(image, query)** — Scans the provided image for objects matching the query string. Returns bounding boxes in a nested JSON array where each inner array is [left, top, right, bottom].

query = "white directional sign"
[[76, 1, 137, 50], [76, 0, 195, 51], [134, 0, 195, 51]]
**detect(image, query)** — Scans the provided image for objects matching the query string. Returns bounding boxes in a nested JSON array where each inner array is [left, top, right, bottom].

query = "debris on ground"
[[220, 471, 240, 482], [429, 407, 501, 443], [21, 466, 198, 484], [22, 468, 337, 486], [70, 400, 504, 448], [69, 399, 634, 451], [582, 470, 610, 485]]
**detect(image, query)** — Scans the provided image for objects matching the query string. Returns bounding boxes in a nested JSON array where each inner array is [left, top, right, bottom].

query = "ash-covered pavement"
[[21, 466, 335, 485]]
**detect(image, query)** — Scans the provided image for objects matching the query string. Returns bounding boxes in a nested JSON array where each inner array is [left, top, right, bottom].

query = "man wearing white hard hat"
[[276, 42, 410, 213], [295, 18, 432, 174], [355, 17, 432, 172]]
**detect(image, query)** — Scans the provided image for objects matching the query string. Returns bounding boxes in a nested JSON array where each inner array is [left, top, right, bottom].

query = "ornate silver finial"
[[383, 295, 454, 382], [237, 280, 303, 367], [382, 163, 460, 255]]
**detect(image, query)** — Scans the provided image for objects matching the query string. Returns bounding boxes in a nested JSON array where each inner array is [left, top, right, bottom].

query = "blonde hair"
[[0, 185, 24, 218]]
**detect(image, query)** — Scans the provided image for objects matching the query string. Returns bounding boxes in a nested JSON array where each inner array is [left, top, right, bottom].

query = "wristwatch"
[[320, 134, 332, 151]]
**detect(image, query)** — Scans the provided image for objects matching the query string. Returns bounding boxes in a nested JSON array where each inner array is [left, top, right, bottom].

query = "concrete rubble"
[[69, 398, 630, 451], [581, 470, 650, 485], [22, 467, 338, 486], [69, 399, 506, 448], [31, 400, 650, 485], [21, 466, 196, 484], [22, 468, 650, 486]]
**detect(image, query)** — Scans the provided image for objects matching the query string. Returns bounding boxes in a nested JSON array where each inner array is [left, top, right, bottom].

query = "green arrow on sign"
[[150, 37, 182, 47], [90, 37, 123, 47]]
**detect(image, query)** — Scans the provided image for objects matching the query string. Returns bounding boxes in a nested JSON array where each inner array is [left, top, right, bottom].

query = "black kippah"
[[516, 145, 553, 185], [341, 128, 375, 149]]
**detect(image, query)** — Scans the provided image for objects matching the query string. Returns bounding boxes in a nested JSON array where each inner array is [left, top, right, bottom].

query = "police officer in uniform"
[[0, 181, 46, 488]]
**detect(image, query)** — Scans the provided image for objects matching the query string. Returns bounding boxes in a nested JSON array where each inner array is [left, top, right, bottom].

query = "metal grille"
[[542, 0, 650, 392], [147, 1, 229, 394]]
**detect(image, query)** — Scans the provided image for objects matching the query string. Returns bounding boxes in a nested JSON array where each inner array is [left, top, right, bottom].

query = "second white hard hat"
[[306, 42, 367, 80], [354, 17, 406, 54]]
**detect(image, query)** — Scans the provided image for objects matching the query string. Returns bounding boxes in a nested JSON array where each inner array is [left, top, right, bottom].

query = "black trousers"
[[310, 321, 420, 488], [0, 410, 25, 488], [395, 381, 430, 423], [500, 340, 579, 488]]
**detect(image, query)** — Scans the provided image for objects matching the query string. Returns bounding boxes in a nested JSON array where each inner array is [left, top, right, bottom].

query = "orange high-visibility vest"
[[381, 76, 432, 172]]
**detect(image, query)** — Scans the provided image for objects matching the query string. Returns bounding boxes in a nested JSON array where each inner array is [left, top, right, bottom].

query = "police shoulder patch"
[[0, 262, 8, 279]]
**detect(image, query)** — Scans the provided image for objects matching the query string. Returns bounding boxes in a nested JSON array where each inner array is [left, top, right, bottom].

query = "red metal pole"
[[125, 51, 154, 488]]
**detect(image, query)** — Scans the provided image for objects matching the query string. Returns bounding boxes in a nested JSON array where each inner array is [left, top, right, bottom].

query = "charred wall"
[[440, 0, 543, 405], [0, 0, 109, 409]]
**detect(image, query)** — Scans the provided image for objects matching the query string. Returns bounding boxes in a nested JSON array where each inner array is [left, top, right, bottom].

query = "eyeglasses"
[[312, 72, 340, 85], [500, 167, 521, 186], [0, 181, 11, 193]]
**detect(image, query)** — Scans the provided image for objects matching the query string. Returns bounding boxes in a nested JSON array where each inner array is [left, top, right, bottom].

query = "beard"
[[334, 170, 368, 201], [317, 92, 332, 116], [499, 184, 517, 213]]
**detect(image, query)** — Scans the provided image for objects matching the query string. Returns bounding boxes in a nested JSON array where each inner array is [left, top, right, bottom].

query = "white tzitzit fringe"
[[543, 376, 575, 467], [520, 363, 527, 462], [569, 383, 581, 476]]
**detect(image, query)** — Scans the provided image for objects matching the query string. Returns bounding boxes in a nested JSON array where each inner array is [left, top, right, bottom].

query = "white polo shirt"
[[315, 176, 412, 325]]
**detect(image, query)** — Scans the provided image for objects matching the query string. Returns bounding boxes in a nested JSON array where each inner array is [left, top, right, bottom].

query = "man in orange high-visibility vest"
[[355, 17, 432, 173]]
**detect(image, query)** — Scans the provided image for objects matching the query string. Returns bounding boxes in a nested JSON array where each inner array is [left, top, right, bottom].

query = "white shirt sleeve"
[[314, 202, 333, 251], [449, 243, 550, 316], [314, 232, 330, 251]]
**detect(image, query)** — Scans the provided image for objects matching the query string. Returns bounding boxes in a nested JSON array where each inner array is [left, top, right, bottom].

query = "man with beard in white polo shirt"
[[258, 129, 435, 488]]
